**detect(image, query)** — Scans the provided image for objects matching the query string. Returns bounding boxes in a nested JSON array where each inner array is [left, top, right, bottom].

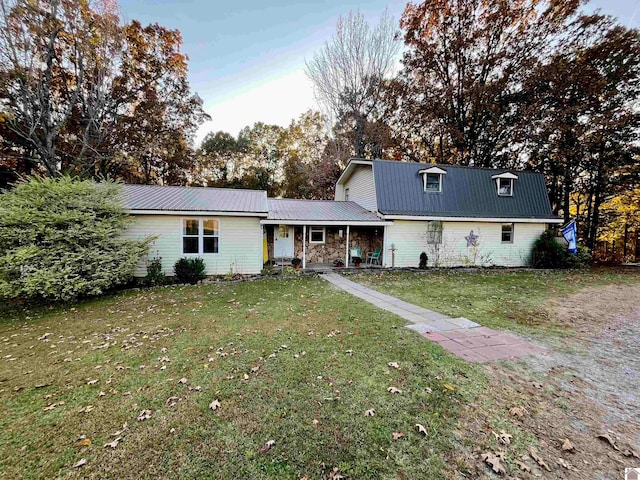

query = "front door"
[[274, 225, 294, 258]]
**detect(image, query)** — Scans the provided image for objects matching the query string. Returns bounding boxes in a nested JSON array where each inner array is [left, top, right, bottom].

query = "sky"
[[118, 0, 640, 146]]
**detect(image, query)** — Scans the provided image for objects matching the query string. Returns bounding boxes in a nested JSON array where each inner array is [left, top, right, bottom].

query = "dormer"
[[492, 172, 518, 196], [419, 166, 447, 193]]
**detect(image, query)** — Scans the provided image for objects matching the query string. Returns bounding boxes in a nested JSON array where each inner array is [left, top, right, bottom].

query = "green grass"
[[348, 267, 640, 336], [0, 277, 487, 479]]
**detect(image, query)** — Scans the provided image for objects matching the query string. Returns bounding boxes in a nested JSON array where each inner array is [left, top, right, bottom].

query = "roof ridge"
[[122, 184, 267, 194], [372, 158, 540, 174]]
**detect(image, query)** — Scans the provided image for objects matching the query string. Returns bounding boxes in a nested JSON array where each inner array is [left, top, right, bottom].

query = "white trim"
[[501, 223, 514, 244], [335, 159, 373, 185], [496, 178, 514, 197], [418, 166, 447, 175], [302, 225, 306, 269], [382, 214, 563, 223], [309, 226, 326, 244], [345, 225, 350, 266], [180, 217, 221, 256], [129, 209, 267, 217], [260, 219, 391, 226], [491, 172, 519, 180]]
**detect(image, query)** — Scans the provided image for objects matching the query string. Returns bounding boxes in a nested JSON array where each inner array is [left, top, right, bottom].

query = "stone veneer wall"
[[290, 226, 384, 264]]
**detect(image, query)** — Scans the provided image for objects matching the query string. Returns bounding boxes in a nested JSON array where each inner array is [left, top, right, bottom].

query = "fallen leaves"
[[75, 437, 91, 447], [137, 409, 152, 421], [561, 438, 575, 451], [387, 387, 402, 394], [392, 431, 404, 440], [597, 432, 640, 459], [166, 396, 179, 407], [260, 439, 275, 453], [43, 401, 64, 412], [529, 447, 551, 471], [415, 424, 428, 436], [178, 378, 188, 385], [104, 437, 121, 449], [443, 383, 455, 391], [364, 408, 376, 417], [72, 458, 87, 469], [481, 451, 506, 475], [492, 430, 512, 445], [387, 361, 400, 369], [209, 399, 221, 411], [514, 459, 531, 472], [509, 406, 527, 418]]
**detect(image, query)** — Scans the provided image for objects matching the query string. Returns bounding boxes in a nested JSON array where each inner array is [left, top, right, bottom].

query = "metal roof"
[[373, 159, 558, 219], [267, 198, 383, 222], [121, 184, 268, 214]]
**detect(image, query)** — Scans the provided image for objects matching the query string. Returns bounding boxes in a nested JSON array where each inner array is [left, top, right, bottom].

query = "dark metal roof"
[[373, 159, 558, 219], [267, 198, 383, 222], [121, 184, 268, 214]]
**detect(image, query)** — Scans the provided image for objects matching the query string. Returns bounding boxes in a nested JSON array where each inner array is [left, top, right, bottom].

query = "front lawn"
[[0, 277, 486, 479], [348, 267, 640, 335]]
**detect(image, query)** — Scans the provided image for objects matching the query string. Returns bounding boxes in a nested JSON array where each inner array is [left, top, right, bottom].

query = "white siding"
[[337, 165, 377, 211], [124, 214, 263, 276], [383, 220, 545, 268]]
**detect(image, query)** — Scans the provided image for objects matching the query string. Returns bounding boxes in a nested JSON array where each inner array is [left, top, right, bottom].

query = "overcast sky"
[[118, 0, 640, 145]]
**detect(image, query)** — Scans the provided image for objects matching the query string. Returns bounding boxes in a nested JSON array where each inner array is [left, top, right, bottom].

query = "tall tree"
[[305, 10, 400, 158], [393, 0, 581, 166]]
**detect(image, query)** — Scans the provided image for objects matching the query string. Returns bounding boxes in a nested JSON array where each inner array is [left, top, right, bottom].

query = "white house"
[[122, 158, 562, 276]]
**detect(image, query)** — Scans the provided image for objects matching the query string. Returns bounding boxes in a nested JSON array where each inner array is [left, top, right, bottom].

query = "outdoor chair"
[[349, 247, 361, 262], [366, 248, 381, 265]]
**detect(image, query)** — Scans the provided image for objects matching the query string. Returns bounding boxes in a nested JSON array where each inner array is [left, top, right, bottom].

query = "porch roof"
[[263, 199, 390, 226]]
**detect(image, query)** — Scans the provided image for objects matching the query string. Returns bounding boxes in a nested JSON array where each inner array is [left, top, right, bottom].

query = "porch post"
[[345, 225, 350, 267], [302, 225, 306, 269]]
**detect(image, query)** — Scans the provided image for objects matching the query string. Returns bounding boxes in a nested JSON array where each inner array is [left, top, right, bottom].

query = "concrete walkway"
[[321, 273, 546, 363]]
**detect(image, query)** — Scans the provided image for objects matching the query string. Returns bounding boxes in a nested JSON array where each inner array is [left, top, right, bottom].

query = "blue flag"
[[561, 221, 577, 255]]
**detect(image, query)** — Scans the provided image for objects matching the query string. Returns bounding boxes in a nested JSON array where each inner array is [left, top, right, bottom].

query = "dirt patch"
[[448, 283, 640, 479]]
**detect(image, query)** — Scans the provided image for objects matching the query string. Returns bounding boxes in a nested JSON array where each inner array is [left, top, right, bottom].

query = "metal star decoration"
[[465, 230, 479, 247]]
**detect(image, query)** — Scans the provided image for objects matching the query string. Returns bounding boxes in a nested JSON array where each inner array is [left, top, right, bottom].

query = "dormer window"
[[492, 172, 518, 197], [419, 166, 447, 193]]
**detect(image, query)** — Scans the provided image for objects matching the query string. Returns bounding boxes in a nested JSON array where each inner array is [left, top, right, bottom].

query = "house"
[[122, 158, 561, 276]]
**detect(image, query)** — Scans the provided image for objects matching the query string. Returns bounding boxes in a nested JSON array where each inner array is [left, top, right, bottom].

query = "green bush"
[[531, 230, 590, 269], [174, 257, 206, 284], [0, 176, 150, 302], [145, 256, 165, 286]]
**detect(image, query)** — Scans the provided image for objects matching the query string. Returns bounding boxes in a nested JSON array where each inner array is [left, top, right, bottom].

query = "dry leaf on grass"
[[515, 460, 531, 472], [415, 424, 428, 436], [329, 467, 344, 480], [166, 396, 179, 407], [209, 399, 221, 411], [443, 383, 455, 391], [312, 419, 319, 426], [561, 438, 575, 451], [178, 378, 188, 385], [364, 408, 376, 417], [137, 409, 152, 421], [260, 439, 275, 453], [387, 387, 402, 394], [492, 430, 512, 445], [509, 406, 527, 418], [104, 437, 121, 449], [75, 438, 91, 447], [529, 447, 551, 471], [387, 361, 400, 369], [87, 379, 98, 385], [481, 452, 506, 475], [251, 366, 260, 373], [392, 431, 404, 440], [557, 458, 575, 470], [72, 458, 87, 468]]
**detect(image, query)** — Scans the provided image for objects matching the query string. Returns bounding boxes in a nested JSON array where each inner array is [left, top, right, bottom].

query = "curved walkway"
[[321, 273, 546, 363]]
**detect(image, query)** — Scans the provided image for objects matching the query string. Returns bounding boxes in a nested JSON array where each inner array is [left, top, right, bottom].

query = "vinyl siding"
[[124, 214, 263, 276], [337, 165, 377, 211], [383, 220, 545, 268]]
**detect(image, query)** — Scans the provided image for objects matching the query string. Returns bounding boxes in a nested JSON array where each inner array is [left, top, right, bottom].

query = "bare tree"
[[305, 10, 400, 158]]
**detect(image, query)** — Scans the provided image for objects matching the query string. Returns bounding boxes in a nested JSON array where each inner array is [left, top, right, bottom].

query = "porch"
[[262, 198, 392, 270]]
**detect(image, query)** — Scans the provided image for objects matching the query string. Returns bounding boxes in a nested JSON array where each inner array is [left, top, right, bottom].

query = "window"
[[182, 219, 219, 254], [427, 221, 443, 244], [498, 178, 513, 196], [425, 173, 442, 192], [309, 226, 325, 244], [344, 187, 349, 201], [501, 223, 514, 243]]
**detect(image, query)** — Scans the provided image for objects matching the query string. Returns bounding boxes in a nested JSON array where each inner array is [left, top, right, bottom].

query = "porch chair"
[[366, 248, 381, 265], [349, 247, 361, 263]]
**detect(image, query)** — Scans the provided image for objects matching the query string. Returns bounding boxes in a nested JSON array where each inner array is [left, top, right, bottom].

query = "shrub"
[[145, 255, 165, 286], [174, 257, 206, 284], [0, 176, 150, 303], [531, 230, 590, 269], [419, 252, 428, 269]]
